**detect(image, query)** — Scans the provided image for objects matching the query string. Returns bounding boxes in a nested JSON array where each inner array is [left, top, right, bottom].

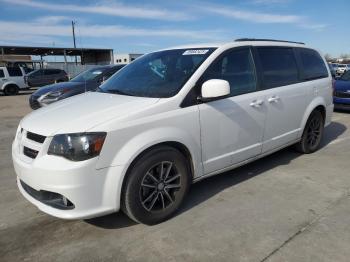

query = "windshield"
[[340, 71, 350, 81], [338, 65, 346, 68], [71, 68, 105, 82], [98, 48, 216, 98]]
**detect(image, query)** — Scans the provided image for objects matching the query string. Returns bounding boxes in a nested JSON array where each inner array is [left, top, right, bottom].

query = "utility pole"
[[71, 21, 77, 65]]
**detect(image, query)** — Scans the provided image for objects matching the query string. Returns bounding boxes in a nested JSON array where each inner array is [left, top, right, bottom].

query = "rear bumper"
[[334, 97, 350, 111]]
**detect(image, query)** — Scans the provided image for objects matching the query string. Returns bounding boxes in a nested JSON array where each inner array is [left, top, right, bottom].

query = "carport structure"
[[0, 45, 114, 67]]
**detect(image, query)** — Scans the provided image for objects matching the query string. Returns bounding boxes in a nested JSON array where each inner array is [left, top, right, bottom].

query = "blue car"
[[334, 70, 350, 110]]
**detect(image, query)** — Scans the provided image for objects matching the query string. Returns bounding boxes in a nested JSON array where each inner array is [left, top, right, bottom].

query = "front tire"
[[295, 110, 324, 153], [122, 146, 191, 225]]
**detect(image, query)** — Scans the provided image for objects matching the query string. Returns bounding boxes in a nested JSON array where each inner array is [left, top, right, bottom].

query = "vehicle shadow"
[[0, 89, 37, 96], [86, 121, 347, 229]]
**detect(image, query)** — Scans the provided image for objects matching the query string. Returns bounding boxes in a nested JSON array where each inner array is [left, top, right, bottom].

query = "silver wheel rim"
[[139, 161, 181, 212]]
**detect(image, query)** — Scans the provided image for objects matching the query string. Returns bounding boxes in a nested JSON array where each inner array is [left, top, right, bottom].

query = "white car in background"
[[0, 66, 28, 95], [12, 39, 333, 225], [336, 64, 348, 75]]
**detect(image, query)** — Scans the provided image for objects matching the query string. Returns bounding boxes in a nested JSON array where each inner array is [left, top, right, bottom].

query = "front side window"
[[0, 69, 4, 78], [257, 47, 299, 89], [200, 48, 257, 96], [99, 48, 216, 98], [7, 67, 23, 77], [299, 48, 328, 80]]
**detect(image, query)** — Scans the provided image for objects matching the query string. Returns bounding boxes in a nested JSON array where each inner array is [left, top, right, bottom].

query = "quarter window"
[[0, 69, 4, 78], [201, 48, 257, 96], [299, 48, 328, 80], [7, 67, 23, 77], [257, 47, 299, 89]]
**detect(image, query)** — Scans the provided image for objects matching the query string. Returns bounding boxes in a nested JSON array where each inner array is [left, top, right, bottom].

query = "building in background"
[[114, 53, 143, 65]]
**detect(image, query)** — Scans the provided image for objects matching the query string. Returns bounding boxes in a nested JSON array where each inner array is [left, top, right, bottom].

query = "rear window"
[[257, 47, 299, 89], [7, 67, 23, 77], [0, 69, 4, 78], [299, 48, 328, 80]]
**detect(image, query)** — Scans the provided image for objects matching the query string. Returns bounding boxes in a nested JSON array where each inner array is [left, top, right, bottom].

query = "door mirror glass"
[[201, 79, 230, 100]]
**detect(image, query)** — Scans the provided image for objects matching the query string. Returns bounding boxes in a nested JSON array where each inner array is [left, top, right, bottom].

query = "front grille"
[[334, 91, 350, 98], [27, 131, 46, 143], [20, 180, 75, 210], [23, 146, 38, 159]]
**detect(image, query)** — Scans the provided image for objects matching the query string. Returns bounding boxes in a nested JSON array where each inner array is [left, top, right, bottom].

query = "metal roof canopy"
[[0, 45, 113, 65], [0, 45, 111, 56]]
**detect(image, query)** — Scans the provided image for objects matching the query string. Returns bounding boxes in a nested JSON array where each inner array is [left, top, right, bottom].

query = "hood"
[[32, 82, 84, 96], [335, 80, 350, 91], [21, 92, 160, 136]]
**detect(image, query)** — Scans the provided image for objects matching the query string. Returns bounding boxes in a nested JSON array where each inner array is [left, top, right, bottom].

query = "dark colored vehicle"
[[333, 70, 350, 110], [25, 69, 69, 87], [29, 65, 124, 109]]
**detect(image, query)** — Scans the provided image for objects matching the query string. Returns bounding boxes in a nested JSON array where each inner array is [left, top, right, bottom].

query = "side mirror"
[[200, 79, 230, 102]]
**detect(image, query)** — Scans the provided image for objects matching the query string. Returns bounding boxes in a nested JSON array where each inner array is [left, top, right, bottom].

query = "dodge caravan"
[[12, 39, 333, 224]]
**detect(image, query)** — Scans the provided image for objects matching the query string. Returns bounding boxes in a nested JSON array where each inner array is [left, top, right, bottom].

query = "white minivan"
[[12, 39, 333, 224]]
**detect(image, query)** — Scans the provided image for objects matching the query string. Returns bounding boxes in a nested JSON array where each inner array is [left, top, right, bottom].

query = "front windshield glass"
[[98, 48, 216, 98], [340, 71, 350, 81], [71, 68, 105, 82]]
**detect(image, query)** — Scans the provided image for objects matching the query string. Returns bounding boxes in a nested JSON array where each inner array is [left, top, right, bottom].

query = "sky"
[[0, 0, 349, 58]]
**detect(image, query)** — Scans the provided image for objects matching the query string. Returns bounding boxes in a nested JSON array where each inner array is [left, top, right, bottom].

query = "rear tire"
[[4, 84, 19, 96], [122, 146, 191, 225], [295, 110, 324, 153]]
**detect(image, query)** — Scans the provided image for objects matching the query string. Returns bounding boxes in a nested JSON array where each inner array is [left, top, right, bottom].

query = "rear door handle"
[[268, 95, 280, 103], [250, 99, 264, 107]]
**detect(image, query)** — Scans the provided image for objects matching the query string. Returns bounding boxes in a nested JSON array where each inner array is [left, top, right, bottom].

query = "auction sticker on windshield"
[[183, 49, 209, 55]]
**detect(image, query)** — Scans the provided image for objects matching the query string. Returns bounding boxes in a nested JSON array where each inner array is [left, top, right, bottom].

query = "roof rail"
[[235, 38, 305, 45]]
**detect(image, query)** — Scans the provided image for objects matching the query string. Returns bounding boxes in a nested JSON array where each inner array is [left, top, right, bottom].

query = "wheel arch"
[[299, 97, 327, 137], [1, 81, 19, 91]]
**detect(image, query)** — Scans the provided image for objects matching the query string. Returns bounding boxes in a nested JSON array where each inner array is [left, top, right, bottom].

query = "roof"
[[161, 39, 307, 51]]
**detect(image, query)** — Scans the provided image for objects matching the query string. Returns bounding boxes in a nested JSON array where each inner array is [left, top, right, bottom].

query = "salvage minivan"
[[12, 39, 333, 224]]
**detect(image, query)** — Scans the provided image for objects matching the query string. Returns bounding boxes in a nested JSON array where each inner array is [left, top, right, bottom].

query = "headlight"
[[48, 132, 106, 161]]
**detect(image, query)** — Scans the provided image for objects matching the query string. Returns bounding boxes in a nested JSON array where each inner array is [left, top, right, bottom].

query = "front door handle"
[[268, 95, 280, 103], [250, 99, 264, 107]]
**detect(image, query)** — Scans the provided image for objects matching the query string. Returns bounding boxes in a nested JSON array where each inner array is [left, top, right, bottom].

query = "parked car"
[[12, 39, 333, 225], [25, 68, 68, 87], [0, 66, 28, 95], [333, 70, 350, 110], [336, 64, 348, 75], [29, 65, 125, 110]]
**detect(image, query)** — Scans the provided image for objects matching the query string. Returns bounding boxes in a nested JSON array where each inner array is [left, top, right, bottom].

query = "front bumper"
[[12, 136, 125, 219]]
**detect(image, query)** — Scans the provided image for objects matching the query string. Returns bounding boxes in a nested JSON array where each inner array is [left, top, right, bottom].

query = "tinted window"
[[44, 69, 61, 75], [257, 47, 299, 88], [0, 69, 4, 78], [201, 48, 257, 96], [7, 67, 23, 77], [99, 48, 216, 98], [299, 48, 328, 80]]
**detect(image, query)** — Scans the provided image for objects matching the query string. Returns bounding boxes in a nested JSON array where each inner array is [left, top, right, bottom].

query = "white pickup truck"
[[0, 66, 28, 95]]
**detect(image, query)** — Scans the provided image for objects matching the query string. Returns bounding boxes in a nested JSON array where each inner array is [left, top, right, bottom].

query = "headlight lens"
[[48, 132, 106, 161]]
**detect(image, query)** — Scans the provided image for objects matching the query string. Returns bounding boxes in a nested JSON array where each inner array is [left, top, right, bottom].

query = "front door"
[[198, 47, 267, 174]]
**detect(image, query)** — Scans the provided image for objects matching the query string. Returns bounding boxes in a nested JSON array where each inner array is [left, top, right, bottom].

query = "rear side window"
[[201, 48, 257, 96], [257, 47, 299, 89], [7, 67, 23, 77], [299, 48, 328, 80], [0, 69, 4, 78]]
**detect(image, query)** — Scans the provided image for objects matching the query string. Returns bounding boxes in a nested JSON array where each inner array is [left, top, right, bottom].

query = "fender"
[[298, 96, 326, 138], [1, 81, 19, 91]]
